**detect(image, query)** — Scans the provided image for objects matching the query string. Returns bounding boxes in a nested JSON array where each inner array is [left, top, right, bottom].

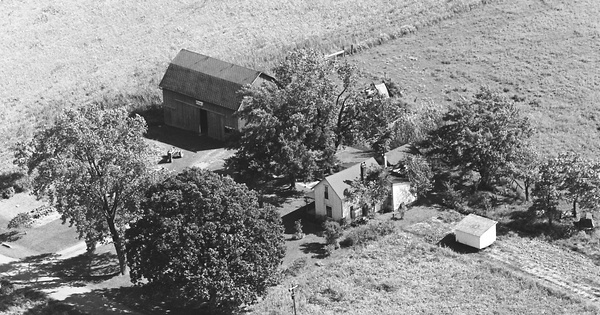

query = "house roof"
[[385, 144, 415, 167], [454, 214, 497, 237], [159, 49, 271, 110], [320, 157, 380, 200]]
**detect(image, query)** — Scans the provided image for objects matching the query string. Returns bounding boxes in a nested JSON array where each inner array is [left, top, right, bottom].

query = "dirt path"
[[486, 236, 600, 308]]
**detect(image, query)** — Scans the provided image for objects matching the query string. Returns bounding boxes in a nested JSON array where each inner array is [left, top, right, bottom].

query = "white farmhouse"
[[454, 214, 497, 249], [313, 157, 416, 222]]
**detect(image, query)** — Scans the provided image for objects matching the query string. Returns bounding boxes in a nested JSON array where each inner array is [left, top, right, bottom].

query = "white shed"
[[454, 214, 497, 249]]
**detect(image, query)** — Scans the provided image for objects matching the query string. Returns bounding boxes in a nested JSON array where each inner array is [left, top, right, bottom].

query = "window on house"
[[324, 186, 329, 199], [326, 206, 332, 218]]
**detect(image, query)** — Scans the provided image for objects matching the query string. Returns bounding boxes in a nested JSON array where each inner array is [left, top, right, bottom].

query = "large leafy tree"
[[506, 148, 541, 202], [530, 157, 564, 226], [345, 164, 391, 216], [227, 49, 408, 187], [14, 103, 152, 274], [125, 168, 285, 312], [404, 155, 434, 199], [549, 152, 600, 218], [425, 87, 534, 190]]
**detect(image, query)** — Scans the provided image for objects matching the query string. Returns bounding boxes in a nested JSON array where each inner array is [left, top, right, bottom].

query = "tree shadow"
[[498, 209, 576, 240], [23, 300, 87, 315], [0, 279, 52, 313], [58, 286, 216, 315], [282, 202, 320, 235], [0, 230, 25, 243], [437, 233, 480, 254], [300, 242, 327, 259], [258, 181, 306, 208], [47, 252, 121, 281], [1, 252, 121, 292], [145, 124, 224, 153]]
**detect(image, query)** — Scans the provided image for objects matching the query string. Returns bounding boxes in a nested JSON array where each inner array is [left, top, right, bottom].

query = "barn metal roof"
[[159, 49, 271, 111], [320, 157, 380, 200], [454, 214, 497, 237]]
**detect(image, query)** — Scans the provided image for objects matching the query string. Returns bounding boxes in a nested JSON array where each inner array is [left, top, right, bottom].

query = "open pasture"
[[1, 0, 491, 172], [348, 0, 600, 158]]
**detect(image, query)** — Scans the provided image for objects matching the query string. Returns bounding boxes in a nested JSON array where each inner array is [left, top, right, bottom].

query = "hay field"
[[348, 0, 600, 159], [0, 0, 489, 172]]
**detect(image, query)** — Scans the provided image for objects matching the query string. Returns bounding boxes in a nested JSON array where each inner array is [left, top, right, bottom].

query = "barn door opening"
[[200, 109, 208, 134]]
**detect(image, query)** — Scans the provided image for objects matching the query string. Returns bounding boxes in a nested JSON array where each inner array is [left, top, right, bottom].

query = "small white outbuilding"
[[454, 214, 497, 249]]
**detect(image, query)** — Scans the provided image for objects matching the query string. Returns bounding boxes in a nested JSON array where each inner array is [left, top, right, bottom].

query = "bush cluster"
[[0, 171, 31, 198], [341, 221, 395, 247], [7, 212, 33, 229], [1, 187, 15, 199]]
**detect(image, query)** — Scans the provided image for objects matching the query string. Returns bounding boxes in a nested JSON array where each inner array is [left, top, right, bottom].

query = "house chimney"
[[382, 154, 388, 168], [360, 162, 366, 182]]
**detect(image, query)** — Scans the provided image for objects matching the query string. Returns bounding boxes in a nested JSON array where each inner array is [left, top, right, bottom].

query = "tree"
[[227, 49, 337, 188], [553, 152, 600, 218], [506, 148, 540, 202], [404, 155, 434, 199], [14, 103, 152, 274], [227, 49, 409, 187], [125, 168, 285, 312], [323, 221, 343, 249], [345, 164, 391, 216], [424, 87, 534, 190], [530, 158, 564, 226]]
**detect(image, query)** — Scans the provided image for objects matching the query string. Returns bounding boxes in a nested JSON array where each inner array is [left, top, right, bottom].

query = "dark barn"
[[159, 49, 275, 140]]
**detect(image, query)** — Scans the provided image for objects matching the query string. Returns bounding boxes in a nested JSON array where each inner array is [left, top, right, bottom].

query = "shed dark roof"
[[455, 214, 497, 237], [321, 157, 380, 200], [159, 49, 271, 111]]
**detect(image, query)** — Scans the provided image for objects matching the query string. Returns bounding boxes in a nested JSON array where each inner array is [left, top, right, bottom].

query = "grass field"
[[347, 0, 600, 159], [248, 226, 597, 314], [0, 0, 492, 173]]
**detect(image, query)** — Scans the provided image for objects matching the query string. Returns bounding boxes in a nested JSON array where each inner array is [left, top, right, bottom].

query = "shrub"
[[323, 221, 343, 249], [29, 205, 55, 220], [324, 244, 336, 257], [340, 217, 349, 229], [7, 212, 33, 229], [293, 219, 304, 240], [342, 221, 395, 248], [1, 187, 15, 199], [405, 155, 434, 198], [284, 257, 307, 277], [0, 171, 30, 193], [440, 181, 466, 212]]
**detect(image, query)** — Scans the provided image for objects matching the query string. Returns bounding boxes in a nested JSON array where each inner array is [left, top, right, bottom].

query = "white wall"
[[455, 226, 496, 249], [478, 225, 496, 249], [391, 182, 416, 211], [314, 180, 344, 221], [455, 230, 480, 249]]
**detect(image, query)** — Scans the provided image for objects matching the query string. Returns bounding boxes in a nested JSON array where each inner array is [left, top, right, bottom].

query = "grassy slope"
[[0, 0, 487, 172], [248, 229, 596, 315], [348, 0, 600, 159]]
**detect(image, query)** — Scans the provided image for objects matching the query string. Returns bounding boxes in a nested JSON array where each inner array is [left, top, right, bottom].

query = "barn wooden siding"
[[159, 49, 276, 141]]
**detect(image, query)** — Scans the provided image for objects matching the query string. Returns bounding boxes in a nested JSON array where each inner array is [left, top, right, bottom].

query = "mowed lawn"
[[348, 0, 600, 159], [248, 228, 597, 315], [0, 194, 80, 259]]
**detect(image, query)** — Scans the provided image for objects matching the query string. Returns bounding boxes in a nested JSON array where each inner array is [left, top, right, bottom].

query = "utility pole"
[[289, 284, 298, 315]]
